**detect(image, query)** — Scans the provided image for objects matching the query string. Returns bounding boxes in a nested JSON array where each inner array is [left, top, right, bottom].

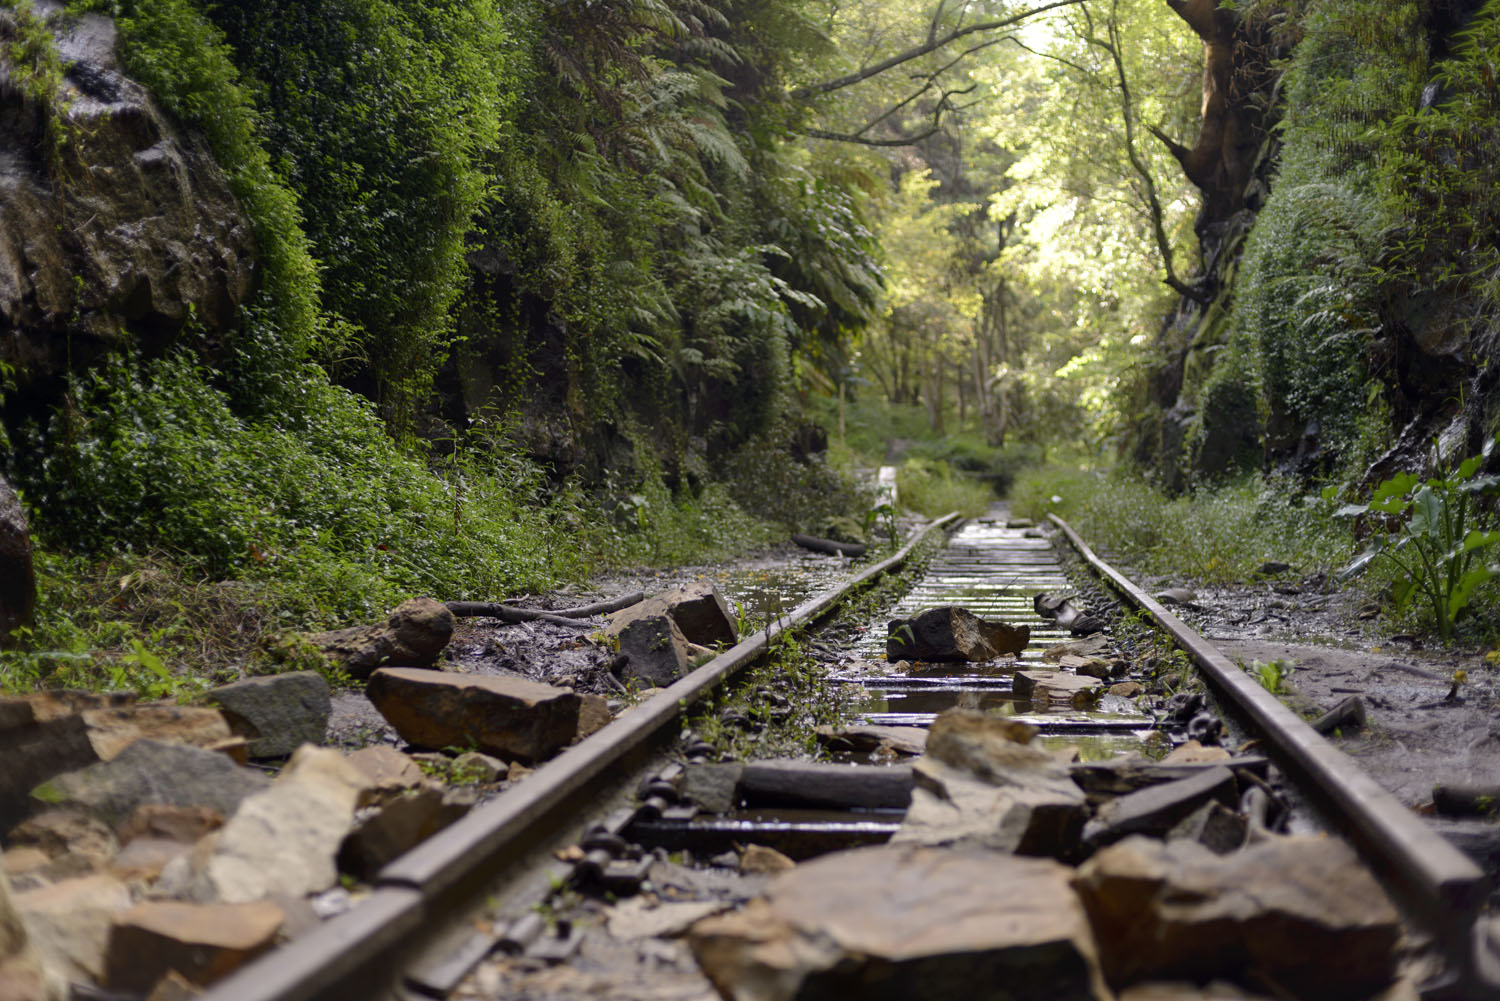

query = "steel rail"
[[199, 513, 961, 1001], [1050, 513, 1495, 999]]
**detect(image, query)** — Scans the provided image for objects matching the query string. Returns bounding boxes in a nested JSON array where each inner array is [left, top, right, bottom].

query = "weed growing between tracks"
[[687, 528, 946, 761]]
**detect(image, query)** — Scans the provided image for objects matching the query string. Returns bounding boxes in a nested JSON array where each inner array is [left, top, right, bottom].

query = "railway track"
[[199, 510, 1498, 1001]]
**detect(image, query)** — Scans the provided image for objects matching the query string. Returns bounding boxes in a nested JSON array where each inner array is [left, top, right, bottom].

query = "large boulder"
[[1073, 836, 1400, 1000], [0, 4, 256, 396], [28, 740, 269, 830], [893, 709, 1086, 857], [302, 598, 454, 680], [205, 671, 331, 758], [886, 606, 1029, 662], [365, 668, 580, 763], [688, 843, 1110, 1001], [0, 476, 35, 642], [607, 582, 737, 649]]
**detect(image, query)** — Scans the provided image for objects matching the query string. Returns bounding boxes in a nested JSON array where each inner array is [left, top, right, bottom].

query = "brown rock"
[[607, 582, 737, 648], [79, 706, 234, 762], [145, 969, 202, 1001], [886, 606, 1029, 662], [2, 694, 130, 834], [16, 874, 132, 987], [0, 863, 49, 1001], [104, 899, 283, 992], [814, 724, 928, 757], [1161, 740, 1232, 765], [1109, 681, 1145, 698], [366, 668, 580, 763], [689, 843, 1110, 1001], [0, 476, 35, 643], [343, 746, 427, 806], [0, 851, 47, 880], [613, 615, 693, 688], [1013, 670, 1103, 708], [575, 694, 612, 741], [738, 845, 794, 876], [1073, 836, 1400, 1000], [6, 811, 118, 868], [116, 805, 224, 846], [337, 783, 448, 879], [302, 597, 455, 680], [894, 710, 1086, 856], [1081, 766, 1238, 849]]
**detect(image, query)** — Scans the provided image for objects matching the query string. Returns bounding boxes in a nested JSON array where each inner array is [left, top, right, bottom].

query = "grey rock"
[[614, 615, 692, 688], [1168, 801, 1247, 855], [688, 843, 1111, 1001], [0, 5, 256, 400], [28, 741, 269, 829], [682, 763, 744, 814], [607, 582, 737, 649], [886, 606, 1029, 662], [0, 475, 35, 642], [303, 598, 455, 680], [206, 671, 331, 758], [1073, 836, 1400, 1000], [1082, 765, 1238, 850]]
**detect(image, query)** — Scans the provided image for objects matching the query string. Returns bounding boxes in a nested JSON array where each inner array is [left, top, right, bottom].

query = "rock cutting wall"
[[0, 1, 255, 403]]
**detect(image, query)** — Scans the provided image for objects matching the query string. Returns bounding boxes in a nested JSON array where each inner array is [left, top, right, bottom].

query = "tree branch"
[[791, 0, 1088, 99]]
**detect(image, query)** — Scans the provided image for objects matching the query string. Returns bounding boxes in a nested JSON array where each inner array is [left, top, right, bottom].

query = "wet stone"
[[1013, 670, 1103, 708], [607, 581, 738, 649], [885, 605, 1029, 663], [682, 764, 744, 814]]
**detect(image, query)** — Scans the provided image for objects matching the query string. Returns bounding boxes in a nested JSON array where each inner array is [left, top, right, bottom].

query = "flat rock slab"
[[1013, 671, 1102, 708], [1073, 836, 1400, 1000], [1081, 766, 1238, 849], [205, 671, 331, 758], [1069, 757, 1268, 803], [29, 740, 270, 829], [886, 606, 1029, 663], [814, 724, 928, 757], [104, 899, 283, 992], [366, 668, 580, 763], [613, 615, 693, 688], [688, 843, 1110, 1001]]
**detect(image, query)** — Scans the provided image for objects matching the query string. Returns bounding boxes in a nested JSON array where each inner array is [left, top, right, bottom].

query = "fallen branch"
[[446, 591, 644, 627], [791, 534, 868, 557]]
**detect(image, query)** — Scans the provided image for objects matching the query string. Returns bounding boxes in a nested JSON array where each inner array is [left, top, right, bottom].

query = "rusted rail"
[[1050, 513, 1496, 999], [198, 513, 961, 1001]]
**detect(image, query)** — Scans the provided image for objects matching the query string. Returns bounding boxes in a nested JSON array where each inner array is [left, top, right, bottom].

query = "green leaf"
[[1448, 565, 1495, 618], [1461, 529, 1500, 552], [1371, 471, 1419, 505], [1408, 486, 1443, 538], [1332, 503, 1369, 518]]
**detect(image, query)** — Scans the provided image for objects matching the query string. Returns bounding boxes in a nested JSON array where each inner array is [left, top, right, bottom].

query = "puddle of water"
[[710, 552, 857, 629]]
